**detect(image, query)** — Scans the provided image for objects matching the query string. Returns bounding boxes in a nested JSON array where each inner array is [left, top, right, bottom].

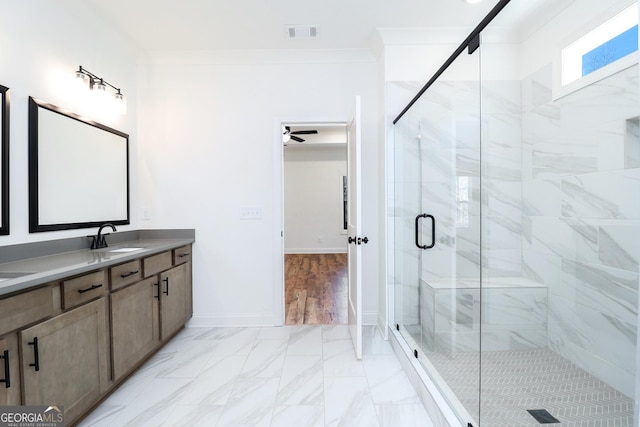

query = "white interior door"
[[347, 96, 363, 359]]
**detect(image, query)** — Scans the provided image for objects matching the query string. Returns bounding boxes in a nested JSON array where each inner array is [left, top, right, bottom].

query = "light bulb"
[[75, 70, 89, 90], [114, 92, 127, 115], [94, 79, 106, 94]]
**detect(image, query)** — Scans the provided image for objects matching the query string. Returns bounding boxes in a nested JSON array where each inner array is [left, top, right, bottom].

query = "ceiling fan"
[[283, 126, 318, 143]]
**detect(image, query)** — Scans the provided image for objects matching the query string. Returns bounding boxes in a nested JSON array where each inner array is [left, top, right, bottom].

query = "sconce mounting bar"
[[76, 65, 123, 95]]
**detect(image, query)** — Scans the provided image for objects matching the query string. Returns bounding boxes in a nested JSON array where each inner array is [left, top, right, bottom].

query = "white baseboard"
[[187, 311, 379, 328], [186, 313, 275, 327], [284, 248, 347, 254], [363, 310, 378, 326]]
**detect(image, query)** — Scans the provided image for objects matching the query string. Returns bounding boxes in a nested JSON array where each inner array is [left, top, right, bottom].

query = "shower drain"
[[527, 409, 560, 424]]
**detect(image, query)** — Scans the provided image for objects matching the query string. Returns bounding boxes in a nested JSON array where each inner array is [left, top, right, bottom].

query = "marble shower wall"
[[415, 78, 524, 281], [390, 63, 638, 395], [482, 80, 524, 278], [521, 64, 640, 397], [418, 79, 483, 282]]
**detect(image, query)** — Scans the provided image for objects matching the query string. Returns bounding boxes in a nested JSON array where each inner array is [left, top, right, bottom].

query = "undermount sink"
[[108, 247, 144, 253], [0, 272, 33, 282]]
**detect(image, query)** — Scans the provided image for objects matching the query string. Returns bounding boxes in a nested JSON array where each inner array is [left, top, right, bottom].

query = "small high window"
[[562, 3, 638, 86]]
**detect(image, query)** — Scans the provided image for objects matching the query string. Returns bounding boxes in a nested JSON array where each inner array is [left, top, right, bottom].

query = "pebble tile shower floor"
[[428, 348, 634, 426]]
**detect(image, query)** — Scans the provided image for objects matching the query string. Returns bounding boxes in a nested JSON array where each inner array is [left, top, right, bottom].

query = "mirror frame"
[[0, 85, 9, 235], [28, 97, 130, 233]]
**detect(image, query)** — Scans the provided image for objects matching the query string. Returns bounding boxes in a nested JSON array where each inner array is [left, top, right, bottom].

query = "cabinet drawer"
[[173, 245, 192, 265], [62, 270, 107, 310], [142, 251, 172, 277], [0, 285, 58, 335], [110, 260, 142, 291]]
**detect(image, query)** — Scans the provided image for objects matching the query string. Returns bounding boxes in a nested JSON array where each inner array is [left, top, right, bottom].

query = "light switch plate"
[[141, 207, 151, 220], [239, 207, 263, 219]]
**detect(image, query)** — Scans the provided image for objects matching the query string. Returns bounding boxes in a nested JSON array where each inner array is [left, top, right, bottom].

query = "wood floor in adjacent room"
[[285, 253, 348, 325]]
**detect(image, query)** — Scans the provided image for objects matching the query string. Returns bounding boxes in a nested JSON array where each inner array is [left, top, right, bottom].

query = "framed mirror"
[[0, 85, 9, 235], [28, 97, 129, 232]]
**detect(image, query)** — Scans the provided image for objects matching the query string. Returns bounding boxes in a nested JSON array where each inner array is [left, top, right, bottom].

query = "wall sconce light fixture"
[[74, 65, 126, 115]]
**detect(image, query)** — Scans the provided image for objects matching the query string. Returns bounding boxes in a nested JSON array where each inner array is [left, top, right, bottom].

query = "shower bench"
[[419, 277, 548, 353]]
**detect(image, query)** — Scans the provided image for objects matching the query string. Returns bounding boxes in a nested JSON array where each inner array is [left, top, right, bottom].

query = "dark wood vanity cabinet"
[[0, 243, 193, 426], [110, 245, 192, 380], [159, 263, 189, 339], [0, 284, 59, 407], [110, 276, 160, 381], [0, 333, 20, 406], [20, 298, 110, 423]]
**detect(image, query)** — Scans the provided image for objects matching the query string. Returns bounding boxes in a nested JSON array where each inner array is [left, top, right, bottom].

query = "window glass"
[[562, 4, 638, 85]]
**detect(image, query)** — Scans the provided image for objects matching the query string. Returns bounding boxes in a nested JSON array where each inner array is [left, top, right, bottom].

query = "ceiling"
[[83, 0, 501, 52], [284, 124, 347, 145]]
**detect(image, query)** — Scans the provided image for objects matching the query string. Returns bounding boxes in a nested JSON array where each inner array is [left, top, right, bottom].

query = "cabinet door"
[[0, 334, 20, 405], [159, 263, 188, 340], [111, 277, 160, 380], [20, 298, 109, 424]]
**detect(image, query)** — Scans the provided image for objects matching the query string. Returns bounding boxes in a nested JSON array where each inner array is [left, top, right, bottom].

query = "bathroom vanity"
[[0, 230, 194, 425]]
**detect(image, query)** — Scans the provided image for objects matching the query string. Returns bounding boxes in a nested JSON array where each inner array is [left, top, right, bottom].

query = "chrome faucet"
[[90, 223, 117, 250]]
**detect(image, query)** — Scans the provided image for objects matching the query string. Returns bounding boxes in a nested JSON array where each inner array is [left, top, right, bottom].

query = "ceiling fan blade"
[[290, 135, 305, 142], [290, 130, 318, 135]]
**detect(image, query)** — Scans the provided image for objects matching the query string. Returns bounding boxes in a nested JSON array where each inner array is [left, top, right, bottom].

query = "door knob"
[[361, 237, 369, 244], [348, 236, 356, 244]]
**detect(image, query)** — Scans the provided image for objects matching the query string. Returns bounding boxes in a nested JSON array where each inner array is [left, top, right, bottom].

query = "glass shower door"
[[393, 41, 482, 425]]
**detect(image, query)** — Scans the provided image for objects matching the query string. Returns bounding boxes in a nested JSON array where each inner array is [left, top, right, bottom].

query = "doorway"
[[282, 123, 348, 325]]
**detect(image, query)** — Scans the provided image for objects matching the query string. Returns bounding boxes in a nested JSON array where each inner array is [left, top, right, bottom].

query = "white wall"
[[0, 1, 139, 244], [0, 4, 382, 328], [284, 145, 347, 254], [138, 50, 380, 326]]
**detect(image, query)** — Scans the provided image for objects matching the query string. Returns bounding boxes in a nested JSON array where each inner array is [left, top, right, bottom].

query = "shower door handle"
[[415, 214, 435, 250]]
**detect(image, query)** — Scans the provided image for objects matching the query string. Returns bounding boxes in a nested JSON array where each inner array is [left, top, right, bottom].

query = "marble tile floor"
[[78, 325, 433, 427]]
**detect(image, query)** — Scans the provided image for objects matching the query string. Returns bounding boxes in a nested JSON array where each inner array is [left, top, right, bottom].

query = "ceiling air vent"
[[287, 25, 320, 39]]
